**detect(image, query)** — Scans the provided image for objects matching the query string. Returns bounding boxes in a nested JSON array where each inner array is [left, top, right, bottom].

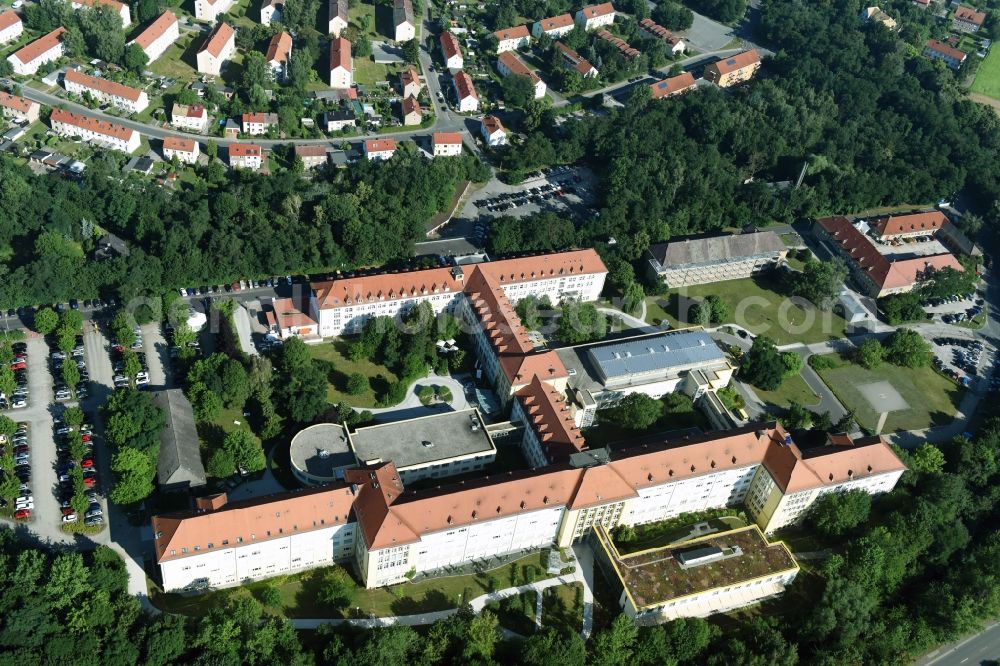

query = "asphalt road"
[[916, 621, 1000, 665]]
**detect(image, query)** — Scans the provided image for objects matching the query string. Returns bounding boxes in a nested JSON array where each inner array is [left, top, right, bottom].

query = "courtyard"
[[307, 339, 398, 408]]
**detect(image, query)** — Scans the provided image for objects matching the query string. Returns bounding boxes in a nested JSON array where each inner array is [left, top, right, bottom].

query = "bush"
[[346, 372, 369, 395], [808, 355, 837, 371], [206, 449, 236, 478]]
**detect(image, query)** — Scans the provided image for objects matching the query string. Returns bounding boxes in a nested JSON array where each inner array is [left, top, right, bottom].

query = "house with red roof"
[[494, 24, 531, 52], [650, 72, 695, 99], [497, 51, 546, 99], [432, 132, 463, 156], [171, 103, 208, 133], [329, 37, 353, 88], [162, 136, 199, 164], [953, 5, 986, 32], [196, 22, 235, 76], [575, 2, 615, 30], [63, 69, 149, 113], [924, 39, 968, 69], [440, 31, 463, 70], [452, 70, 479, 112], [0, 91, 40, 124], [266, 31, 292, 81], [228, 143, 263, 169], [363, 138, 397, 160], [0, 10, 24, 45], [50, 108, 140, 153], [555, 41, 598, 77], [128, 10, 179, 63], [704, 49, 760, 87], [533, 13, 575, 38], [7, 27, 66, 76]]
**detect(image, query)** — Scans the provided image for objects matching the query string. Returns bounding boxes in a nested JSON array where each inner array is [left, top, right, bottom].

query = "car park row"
[[1, 341, 30, 410], [2, 420, 33, 519]]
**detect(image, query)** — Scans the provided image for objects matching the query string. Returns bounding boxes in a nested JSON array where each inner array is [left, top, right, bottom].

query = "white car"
[[11, 399, 26, 408], [55, 425, 74, 435], [62, 513, 78, 523], [15, 500, 33, 510], [15, 495, 32, 504]]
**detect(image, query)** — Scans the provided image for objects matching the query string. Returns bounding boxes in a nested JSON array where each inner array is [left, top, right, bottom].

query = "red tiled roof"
[[955, 5, 986, 25], [11, 26, 66, 65], [597, 30, 639, 58], [0, 10, 22, 32], [555, 41, 595, 75], [400, 67, 420, 88], [536, 13, 573, 31], [266, 295, 318, 327], [493, 24, 530, 41], [402, 95, 421, 115], [65, 69, 144, 102], [163, 136, 196, 152], [433, 131, 462, 145], [266, 30, 292, 63], [364, 138, 397, 153], [709, 49, 760, 75], [517, 376, 587, 465], [0, 91, 34, 114], [481, 113, 505, 135], [453, 70, 477, 100], [440, 31, 461, 60], [579, 2, 615, 19], [498, 50, 541, 83], [294, 145, 326, 157], [200, 22, 234, 58], [174, 103, 205, 118], [872, 211, 947, 237], [650, 72, 695, 98], [133, 11, 177, 49], [762, 430, 906, 493], [925, 39, 968, 61], [51, 107, 135, 141], [242, 112, 275, 124], [229, 143, 262, 157], [330, 36, 352, 72]]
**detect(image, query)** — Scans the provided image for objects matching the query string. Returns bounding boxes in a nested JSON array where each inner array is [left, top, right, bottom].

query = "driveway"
[[360, 372, 471, 422]]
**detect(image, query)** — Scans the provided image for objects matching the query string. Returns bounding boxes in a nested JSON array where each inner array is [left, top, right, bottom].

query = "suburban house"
[[432, 132, 463, 156], [241, 112, 278, 135], [228, 143, 263, 169], [555, 41, 598, 77], [324, 108, 356, 131], [194, 0, 234, 23], [49, 108, 140, 153], [328, 0, 348, 36], [704, 49, 761, 87], [393, 0, 415, 41], [401, 96, 422, 126], [953, 5, 986, 32], [440, 31, 463, 70], [154, 389, 206, 492], [7, 26, 66, 76], [480, 114, 507, 146], [0, 10, 23, 45], [295, 145, 328, 169], [0, 91, 40, 124], [575, 2, 615, 30], [259, 0, 283, 25], [646, 231, 788, 287], [71, 0, 131, 26], [363, 138, 397, 160], [924, 39, 968, 69], [266, 31, 292, 81], [638, 18, 685, 54], [64, 69, 149, 113], [171, 103, 209, 133], [196, 22, 236, 77], [494, 25, 531, 52], [452, 70, 479, 112], [597, 30, 640, 58], [162, 136, 200, 164], [128, 10, 179, 63], [533, 13, 575, 38], [649, 72, 696, 99], [400, 67, 421, 98], [860, 6, 897, 30], [329, 37, 353, 89], [497, 51, 546, 99]]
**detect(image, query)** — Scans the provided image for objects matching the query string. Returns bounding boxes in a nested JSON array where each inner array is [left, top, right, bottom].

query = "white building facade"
[[0, 92, 40, 123], [129, 10, 180, 63], [50, 108, 140, 153], [7, 27, 66, 76], [196, 23, 235, 76], [64, 70, 149, 113], [195, 0, 235, 23], [0, 11, 23, 45]]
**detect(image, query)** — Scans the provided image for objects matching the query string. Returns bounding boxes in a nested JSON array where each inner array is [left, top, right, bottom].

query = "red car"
[[112, 344, 124, 352], [61, 506, 75, 516], [14, 509, 30, 519], [81, 459, 95, 469], [80, 434, 91, 442], [10, 361, 26, 371], [83, 477, 96, 487]]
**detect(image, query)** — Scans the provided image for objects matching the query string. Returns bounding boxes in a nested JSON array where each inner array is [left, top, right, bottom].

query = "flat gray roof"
[[349, 408, 495, 469], [289, 423, 355, 480], [649, 231, 786, 269], [588, 330, 727, 381]]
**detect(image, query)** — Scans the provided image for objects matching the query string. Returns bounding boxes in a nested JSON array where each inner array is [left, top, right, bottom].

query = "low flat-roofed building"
[[591, 524, 798, 624], [647, 231, 787, 287], [154, 388, 207, 492], [289, 423, 355, 485], [347, 408, 496, 483]]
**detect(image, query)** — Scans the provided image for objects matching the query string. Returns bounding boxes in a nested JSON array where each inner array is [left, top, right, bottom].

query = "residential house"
[[128, 11, 180, 63], [393, 0, 415, 41], [7, 27, 66, 76], [480, 114, 506, 146], [266, 31, 292, 81], [400, 67, 421, 98], [171, 103, 209, 133], [860, 6, 898, 29], [401, 96, 422, 126], [497, 51, 546, 99], [440, 31, 463, 70], [162, 136, 200, 164], [649, 72, 696, 99], [532, 14, 575, 38], [71, 0, 131, 27], [49, 108, 140, 153], [924, 39, 968, 69], [64, 69, 149, 113], [953, 5, 986, 32], [295, 145, 328, 169], [196, 22, 236, 77], [329, 37, 353, 89], [324, 108, 356, 131], [597, 30, 639, 58], [646, 231, 787, 287], [363, 138, 396, 160], [260, 0, 283, 25], [703, 49, 760, 87], [637, 18, 685, 54], [241, 112, 278, 135], [555, 41, 597, 77], [0, 92, 40, 124], [452, 70, 478, 112], [432, 132, 462, 156], [328, 0, 348, 36], [228, 143, 263, 169], [0, 10, 23, 45], [575, 2, 615, 30], [494, 25, 531, 52], [194, 0, 235, 23]]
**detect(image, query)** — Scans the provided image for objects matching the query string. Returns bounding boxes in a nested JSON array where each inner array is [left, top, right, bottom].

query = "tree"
[[784, 401, 813, 430], [705, 294, 730, 323], [834, 409, 857, 434], [62, 361, 80, 392], [123, 349, 142, 383], [109, 446, 156, 505], [135, 0, 160, 23], [653, 1, 694, 30], [63, 406, 85, 426], [0, 415, 16, 437], [206, 448, 236, 478], [740, 336, 785, 391], [346, 372, 369, 395], [589, 613, 638, 666], [220, 359, 250, 409], [781, 351, 803, 377], [353, 33, 372, 57], [189, 382, 223, 422], [884, 328, 933, 368], [319, 567, 356, 607], [911, 443, 946, 474], [809, 489, 872, 537], [124, 43, 149, 74], [555, 302, 608, 344], [61, 309, 83, 332], [879, 292, 925, 324], [56, 324, 77, 354], [522, 627, 587, 666], [856, 337, 884, 369], [604, 393, 661, 430], [402, 38, 419, 64], [812, 410, 833, 432], [34, 307, 58, 334], [206, 140, 218, 161], [221, 429, 266, 473], [792, 258, 848, 309], [501, 74, 536, 108], [241, 52, 271, 100], [463, 609, 501, 662], [691, 300, 711, 327]]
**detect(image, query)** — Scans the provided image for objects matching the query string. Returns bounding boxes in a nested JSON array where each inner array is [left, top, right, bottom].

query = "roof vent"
[[868, 465, 873, 473], [471, 510, 477, 519], [318, 449, 330, 459], [647, 473, 653, 481], [848, 469, 854, 477], [422, 440, 434, 448], [690, 465, 696, 472], [668, 469, 674, 477], [829, 473, 834, 481], [496, 506, 502, 514], [520, 500, 525, 509], [731, 456, 737, 464], [447, 515, 453, 524], [543, 495, 549, 504]]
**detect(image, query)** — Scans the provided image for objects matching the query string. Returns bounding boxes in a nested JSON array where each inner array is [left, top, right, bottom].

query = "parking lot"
[[930, 335, 991, 388], [925, 293, 985, 326]]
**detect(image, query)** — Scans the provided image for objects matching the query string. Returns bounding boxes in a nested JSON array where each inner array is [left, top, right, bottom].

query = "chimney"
[[196, 493, 228, 512]]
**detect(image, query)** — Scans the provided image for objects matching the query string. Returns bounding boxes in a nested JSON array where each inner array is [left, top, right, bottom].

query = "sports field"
[[971, 47, 1000, 102]]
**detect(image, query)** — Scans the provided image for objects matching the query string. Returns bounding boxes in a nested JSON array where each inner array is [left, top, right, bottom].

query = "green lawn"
[[540, 583, 584, 635], [485, 591, 537, 636], [645, 274, 850, 345], [751, 371, 819, 409], [349, 3, 379, 39], [972, 46, 1000, 101], [813, 353, 964, 432], [149, 36, 200, 81], [307, 338, 398, 408], [354, 57, 402, 86]]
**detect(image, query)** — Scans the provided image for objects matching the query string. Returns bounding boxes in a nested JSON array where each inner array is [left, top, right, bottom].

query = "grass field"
[[307, 338, 398, 408], [751, 371, 820, 409], [813, 353, 963, 432], [149, 36, 200, 81], [541, 582, 584, 634], [354, 57, 402, 86], [645, 274, 850, 345]]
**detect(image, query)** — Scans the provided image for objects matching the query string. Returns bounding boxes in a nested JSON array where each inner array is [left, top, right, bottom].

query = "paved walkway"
[[357, 372, 470, 419]]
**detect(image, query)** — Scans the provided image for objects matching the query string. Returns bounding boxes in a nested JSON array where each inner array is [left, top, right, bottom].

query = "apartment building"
[[241, 112, 278, 135], [128, 10, 180, 63], [328, 0, 348, 36], [295, 145, 327, 169], [494, 25, 531, 53], [432, 132, 463, 156], [440, 31, 463, 70], [704, 49, 761, 87], [228, 143, 263, 169], [0, 91, 40, 124], [924, 39, 968, 69], [401, 95, 422, 125], [329, 37, 353, 89], [512, 376, 588, 468], [363, 138, 396, 160], [555, 41, 597, 77], [393, 0, 415, 41], [646, 231, 788, 287], [400, 67, 421, 98], [64, 69, 149, 113], [259, 0, 283, 25], [162, 136, 200, 164], [649, 72, 695, 99], [171, 103, 209, 133], [480, 113, 506, 146], [452, 70, 479, 112], [497, 51, 546, 99], [196, 22, 236, 77], [0, 10, 23, 45], [7, 27, 66, 76], [532, 14, 574, 38], [49, 108, 140, 153], [575, 2, 615, 30], [266, 31, 292, 81], [195, 0, 235, 23], [953, 5, 986, 32], [72, 0, 131, 26]]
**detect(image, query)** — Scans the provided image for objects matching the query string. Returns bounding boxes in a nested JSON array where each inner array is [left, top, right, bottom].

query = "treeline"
[[0, 150, 488, 309]]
